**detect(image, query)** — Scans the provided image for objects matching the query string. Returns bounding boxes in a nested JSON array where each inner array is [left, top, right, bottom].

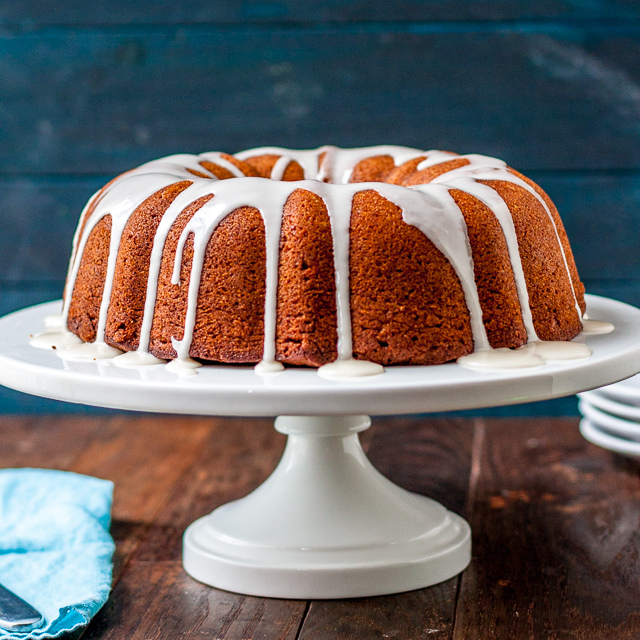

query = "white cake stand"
[[1, 295, 640, 599]]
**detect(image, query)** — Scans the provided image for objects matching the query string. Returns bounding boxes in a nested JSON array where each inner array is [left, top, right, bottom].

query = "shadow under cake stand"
[[1, 294, 640, 599]]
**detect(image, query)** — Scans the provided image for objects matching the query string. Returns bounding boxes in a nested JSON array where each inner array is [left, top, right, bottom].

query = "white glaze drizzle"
[[318, 359, 384, 379], [44, 313, 64, 328], [270, 155, 292, 181], [581, 319, 614, 334], [458, 344, 543, 369], [428, 154, 583, 319], [415, 151, 460, 171], [236, 145, 426, 183], [199, 153, 246, 177], [60, 146, 592, 374], [165, 351, 201, 376], [30, 327, 83, 350], [458, 340, 591, 370], [392, 182, 490, 351], [62, 172, 186, 351], [442, 176, 539, 341], [56, 341, 123, 362], [112, 351, 167, 368], [255, 359, 285, 374]]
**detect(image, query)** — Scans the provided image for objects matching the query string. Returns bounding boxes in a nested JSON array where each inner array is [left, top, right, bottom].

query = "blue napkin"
[[0, 469, 115, 639]]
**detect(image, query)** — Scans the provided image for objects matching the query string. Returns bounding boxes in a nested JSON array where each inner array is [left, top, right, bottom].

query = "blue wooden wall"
[[1, 1, 639, 414]]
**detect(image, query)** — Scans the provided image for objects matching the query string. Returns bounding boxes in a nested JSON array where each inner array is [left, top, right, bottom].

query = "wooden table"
[[2, 414, 640, 639]]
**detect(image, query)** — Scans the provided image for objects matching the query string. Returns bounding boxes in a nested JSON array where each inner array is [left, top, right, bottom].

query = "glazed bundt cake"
[[61, 145, 587, 374]]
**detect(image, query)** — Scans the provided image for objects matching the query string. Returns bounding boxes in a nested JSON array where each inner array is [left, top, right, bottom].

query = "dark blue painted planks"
[[1, 1, 640, 27], [0, 177, 103, 283], [1, 25, 640, 174]]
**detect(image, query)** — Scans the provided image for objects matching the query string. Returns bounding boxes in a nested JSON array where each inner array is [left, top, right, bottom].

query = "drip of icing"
[[458, 345, 543, 369], [235, 145, 426, 183], [30, 327, 83, 350], [429, 155, 583, 320], [112, 351, 167, 368], [236, 147, 329, 179], [62, 172, 185, 331], [165, 357, 201, 376], [270, 156, 292, 181], [44, 313, 64, 328], [320, 185, 358, 360], [324, 145, 427, 184], [169, 179, 291, 370], [531, 340, 591, 360], [255, 360, 285, 374], [137, 180, 217, 356], [198, 153, 246, 177], [317, 145, 336, 182], [458, 340, 591, 370], [581, 319, 614, 335], [387, 182, 491, 351], [415, 151, 460, 172], [318, 359, 384, 379], [442, 176, 539, 341], [56, 342, 123, 362]]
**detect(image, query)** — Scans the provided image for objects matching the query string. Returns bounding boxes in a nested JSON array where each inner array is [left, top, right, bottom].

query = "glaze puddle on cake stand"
[[1, 295, 640, 598]]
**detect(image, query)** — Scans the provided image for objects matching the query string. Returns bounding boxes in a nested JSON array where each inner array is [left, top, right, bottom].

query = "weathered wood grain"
[[68, 415, 213, 580], [296, 417, 475, 640], [0, 413, 217, 584], [2, 0, 640, 26], [133, 416, 285, 562], [82, 415, 308, 640], [2, 27, 639, 174], [0, 414, 107, 468], [454, 417, 640, 639], [4, 415, 640, 638], [83, 561, 306, 640], [298, 584, 459, 640], [70, 415, 213, 524]]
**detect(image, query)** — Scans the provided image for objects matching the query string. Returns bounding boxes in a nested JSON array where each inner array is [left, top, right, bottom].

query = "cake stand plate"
[[0, 294, 639, 599]]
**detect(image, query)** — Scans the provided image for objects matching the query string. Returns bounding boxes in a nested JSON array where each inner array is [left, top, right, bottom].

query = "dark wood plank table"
[[2, 414, 640, 639]]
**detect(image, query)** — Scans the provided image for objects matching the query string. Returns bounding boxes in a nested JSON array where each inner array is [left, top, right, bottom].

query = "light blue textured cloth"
[[0, 469, 115, 639]]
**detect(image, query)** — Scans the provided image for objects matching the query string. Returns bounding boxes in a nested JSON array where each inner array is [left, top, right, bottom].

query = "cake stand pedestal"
[[184, 414, 470, 598], [1, 295, 640, 598]]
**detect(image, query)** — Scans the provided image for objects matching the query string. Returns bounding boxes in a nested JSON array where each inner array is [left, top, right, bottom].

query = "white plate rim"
[[1, 295, 640, 416], [594, 379, 640, 407], [578, 399, 640, 440], [579, 417, 640, 458], [578, 389, 640, 421]]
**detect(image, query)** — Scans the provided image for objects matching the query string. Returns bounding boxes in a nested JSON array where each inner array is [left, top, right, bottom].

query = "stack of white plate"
[[578, 374, 640, 459]]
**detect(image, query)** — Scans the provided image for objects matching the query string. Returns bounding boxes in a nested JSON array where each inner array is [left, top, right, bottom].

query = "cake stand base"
[[183, 415, 471, 599]]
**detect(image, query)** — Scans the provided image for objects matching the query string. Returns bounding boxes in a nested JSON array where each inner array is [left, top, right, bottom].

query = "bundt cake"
[[59, 145, 588, 375]]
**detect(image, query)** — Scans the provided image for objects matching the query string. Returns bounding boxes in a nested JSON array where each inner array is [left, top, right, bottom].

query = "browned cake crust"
[[104, 181, 192, 351], [67, 216, 112, 342], [275, 189, 338, 366], [149, 204, 267, 363], [350, 189, 473, 365], [510, 169, 586, 315], [147, 195, 212, 358], [482, 178, 582, 341], [448, 188, 527, 349], [66, 148, 585, 368], [243, 154, 305, 181]]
